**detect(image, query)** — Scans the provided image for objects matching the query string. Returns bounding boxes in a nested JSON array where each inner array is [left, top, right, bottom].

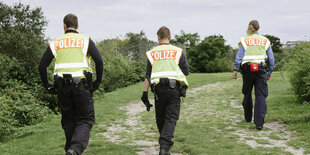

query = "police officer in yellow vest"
[[38, 14, 103, 155], [233, 20, 274, 130], [141, 26, 189, 155]]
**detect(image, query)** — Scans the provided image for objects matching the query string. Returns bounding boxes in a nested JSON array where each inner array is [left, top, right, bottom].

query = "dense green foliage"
[[95, 32, 155, 93], [282, 42, 310, 103], [172, 31, 234, 72], [264, 34, 284, 70], [0, 2, 56, 141]]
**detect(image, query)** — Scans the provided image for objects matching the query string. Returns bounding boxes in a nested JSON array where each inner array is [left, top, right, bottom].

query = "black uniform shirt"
[[38, 30, 103, 88]]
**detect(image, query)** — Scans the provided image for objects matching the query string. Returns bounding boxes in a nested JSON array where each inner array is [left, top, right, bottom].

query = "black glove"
[[92, 80, 100, 92], [141, 91, 153, 111], [46, 84, 57, 94]]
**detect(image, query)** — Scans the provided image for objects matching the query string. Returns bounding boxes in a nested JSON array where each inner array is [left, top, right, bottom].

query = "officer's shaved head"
[[157, 26, 171, 40], [63, 14, 78, 29]]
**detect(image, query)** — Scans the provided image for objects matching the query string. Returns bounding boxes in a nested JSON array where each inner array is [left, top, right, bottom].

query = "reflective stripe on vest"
[[146, 44, 188, 86], [49, 33, 91, 78], [240, 34, 270, 64]]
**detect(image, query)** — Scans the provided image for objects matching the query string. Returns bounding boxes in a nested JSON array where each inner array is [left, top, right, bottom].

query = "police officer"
[[233, 20, 274, 130], [141, 26, 189, 155], [38, 14, 103, 155]]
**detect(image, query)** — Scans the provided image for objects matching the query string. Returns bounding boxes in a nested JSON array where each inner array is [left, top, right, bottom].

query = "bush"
[[282, 42, 310, 103], [0, 80, 51, 140], [95, 37, 148, 93], [0, 53, 55, 140], [99, 53, 145, 92]]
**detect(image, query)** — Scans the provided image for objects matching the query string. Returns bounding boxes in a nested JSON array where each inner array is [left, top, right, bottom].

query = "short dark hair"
[[63, 14, 78, 28], [157, 26, 171, 39]]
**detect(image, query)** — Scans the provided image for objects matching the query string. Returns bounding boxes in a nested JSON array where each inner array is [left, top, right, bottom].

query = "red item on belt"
[[250, 63, 259, 72]]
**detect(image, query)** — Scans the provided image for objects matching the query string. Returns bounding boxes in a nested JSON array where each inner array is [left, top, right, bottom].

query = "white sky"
[[2, 0, 310, 48]]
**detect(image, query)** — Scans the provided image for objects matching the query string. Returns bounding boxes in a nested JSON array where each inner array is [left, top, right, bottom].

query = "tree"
[[0, 2, 53, 140], [171, 30, 200, 49], [121, 31, 156, 61], [191, 35, 233, 72], [170, 30, 200, 72], [0, 2, 47, 83], [264, 34, 282, 53], [264, 34, 283, 70]]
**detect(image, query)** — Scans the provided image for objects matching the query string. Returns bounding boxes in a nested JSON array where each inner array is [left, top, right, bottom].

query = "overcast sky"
[[2, 0, 310, 48]]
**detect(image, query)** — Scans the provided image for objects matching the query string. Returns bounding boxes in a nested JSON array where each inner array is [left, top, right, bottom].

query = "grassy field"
[[0, 72, 309, 155]]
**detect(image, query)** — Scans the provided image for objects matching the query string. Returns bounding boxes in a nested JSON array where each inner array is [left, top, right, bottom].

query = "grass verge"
[[0, 72, 309, 154]]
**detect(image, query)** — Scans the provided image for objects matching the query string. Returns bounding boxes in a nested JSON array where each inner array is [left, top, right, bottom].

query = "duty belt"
[[241, 62, 267, 70], [55, 74, 86, 87], [159, 78, 176, 86], [157, 78, 178, 89]]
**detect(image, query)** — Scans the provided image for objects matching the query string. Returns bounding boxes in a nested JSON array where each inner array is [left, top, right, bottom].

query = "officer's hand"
[[233, 71, 238, 79], [267, 75, 272, 80], [92, 80, 100, 92], [141, 91, 153, 111], [46, 84, 57, 94]]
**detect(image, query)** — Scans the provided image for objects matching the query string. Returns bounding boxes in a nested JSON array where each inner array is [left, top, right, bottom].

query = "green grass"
[[1, 72, 310, 154]]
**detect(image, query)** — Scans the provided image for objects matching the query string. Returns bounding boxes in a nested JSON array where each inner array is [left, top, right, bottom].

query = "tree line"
[[0, 2, 308, 141]]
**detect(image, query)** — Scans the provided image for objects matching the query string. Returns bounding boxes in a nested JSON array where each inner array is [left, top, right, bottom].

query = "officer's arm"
[[38, 46, 54, 88], [266, 46, 274, 76], [233, 46, 245, 71], [179, 52, 189, 76], [144, 60, 152, 92], [87, 39, 103, 83]]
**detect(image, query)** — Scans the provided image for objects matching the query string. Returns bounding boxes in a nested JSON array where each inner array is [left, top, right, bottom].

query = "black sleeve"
[[145, 59, 152, 79], [179, 52, 189, 76], [38, 46, 54, 88], [87, 39, 103, 83]]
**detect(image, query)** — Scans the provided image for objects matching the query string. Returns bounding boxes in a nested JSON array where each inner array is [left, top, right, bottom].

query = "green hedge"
[[0, 54, 55, 140], [282, 42, 310, 103]]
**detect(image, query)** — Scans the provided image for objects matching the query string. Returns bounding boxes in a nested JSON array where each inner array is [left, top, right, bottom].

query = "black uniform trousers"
[[242, 70, 268, 127], [154, 84, 180, 149], [57, 84, 95, 155]]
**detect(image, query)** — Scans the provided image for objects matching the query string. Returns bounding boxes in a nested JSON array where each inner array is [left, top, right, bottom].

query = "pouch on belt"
[[169, 79, 176, 89], [250, 63, 259, 72]]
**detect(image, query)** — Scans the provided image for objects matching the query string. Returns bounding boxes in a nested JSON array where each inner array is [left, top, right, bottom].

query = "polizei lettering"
[[54, 38, 84, 50], [245, 38, 267, 47], [151, 50, 177, 61]]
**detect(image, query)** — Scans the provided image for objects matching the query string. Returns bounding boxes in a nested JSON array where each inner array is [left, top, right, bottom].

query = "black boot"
[[159, 148, 170, 155], [66, 148, 78, 155]]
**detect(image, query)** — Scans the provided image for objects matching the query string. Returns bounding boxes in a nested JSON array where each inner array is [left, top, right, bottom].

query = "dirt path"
[[187, 82, 306, 155], [98, 82, 307, 155]]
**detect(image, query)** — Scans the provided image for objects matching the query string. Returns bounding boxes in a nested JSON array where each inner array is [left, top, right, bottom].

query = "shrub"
[[282, 42, 310, 103], [0, 79, 51, 140], [99, 53, 145, 92]]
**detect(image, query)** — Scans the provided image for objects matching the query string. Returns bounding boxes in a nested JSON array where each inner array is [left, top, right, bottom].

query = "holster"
[[179, 81, 188, 97], [54, 75, 63, 92], [240, 62, 250, 75], [83, 70, 93, 90]]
